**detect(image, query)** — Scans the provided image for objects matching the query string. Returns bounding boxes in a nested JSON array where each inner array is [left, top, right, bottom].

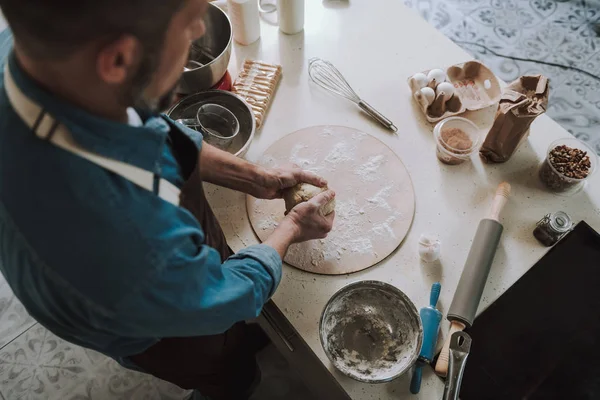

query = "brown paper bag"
[[480, 75, 549, 163]]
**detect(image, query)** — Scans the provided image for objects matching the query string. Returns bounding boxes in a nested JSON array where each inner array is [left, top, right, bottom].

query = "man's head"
[[0, 0, 208, 115]]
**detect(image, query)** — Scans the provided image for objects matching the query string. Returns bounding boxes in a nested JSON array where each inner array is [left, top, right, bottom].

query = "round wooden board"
[[247, 126, 415, 275]]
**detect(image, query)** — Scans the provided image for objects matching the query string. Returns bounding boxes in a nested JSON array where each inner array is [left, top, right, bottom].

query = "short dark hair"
[[0, 0, 186, 59]]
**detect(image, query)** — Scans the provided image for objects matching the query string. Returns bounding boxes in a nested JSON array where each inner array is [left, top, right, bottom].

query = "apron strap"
[[3, 64, 181, 206]]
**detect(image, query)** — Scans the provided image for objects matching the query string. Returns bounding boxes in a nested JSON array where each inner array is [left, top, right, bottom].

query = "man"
[[0, 1, 335, 399]]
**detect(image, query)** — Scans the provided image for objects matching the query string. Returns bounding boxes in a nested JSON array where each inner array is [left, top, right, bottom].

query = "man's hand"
[[284, 190, 336, 242], [264, 190, 336, 258], [198, 144, 327, 200], [254, 166, 328, 200]]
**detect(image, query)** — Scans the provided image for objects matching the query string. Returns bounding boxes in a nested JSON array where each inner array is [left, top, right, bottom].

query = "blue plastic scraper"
[[410, 282, 443, 394]]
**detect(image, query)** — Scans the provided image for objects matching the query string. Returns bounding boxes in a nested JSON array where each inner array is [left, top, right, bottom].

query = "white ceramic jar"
[[227, 0, 261, 45], [277, 0, 304, 34]]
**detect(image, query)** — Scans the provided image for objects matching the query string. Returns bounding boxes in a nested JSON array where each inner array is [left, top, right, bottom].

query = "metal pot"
[[167, 90, 255, 158], [178, 3, 232, 94]]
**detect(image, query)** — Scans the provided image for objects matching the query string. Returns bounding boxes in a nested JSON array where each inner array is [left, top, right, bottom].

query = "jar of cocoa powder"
[[433, 117, 480, 165]]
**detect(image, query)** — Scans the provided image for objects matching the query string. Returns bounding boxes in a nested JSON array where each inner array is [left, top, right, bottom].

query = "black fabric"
[[460, 222, 600, 400], [131, 322, 260, 400], [165, 119, 199, 181]]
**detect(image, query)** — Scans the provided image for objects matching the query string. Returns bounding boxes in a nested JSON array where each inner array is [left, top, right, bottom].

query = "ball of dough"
[[283, 183, 336, 216]]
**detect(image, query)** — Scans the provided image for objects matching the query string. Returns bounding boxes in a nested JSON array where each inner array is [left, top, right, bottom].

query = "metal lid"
[[550, 211, 573, 233]]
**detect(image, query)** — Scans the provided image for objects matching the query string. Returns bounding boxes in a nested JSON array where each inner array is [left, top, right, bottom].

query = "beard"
[[128, 47, 180, 115], [134, 84, 178, 114]]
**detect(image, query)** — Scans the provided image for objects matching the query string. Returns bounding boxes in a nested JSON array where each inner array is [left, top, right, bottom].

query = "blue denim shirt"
[[0, 46, 282, 358]]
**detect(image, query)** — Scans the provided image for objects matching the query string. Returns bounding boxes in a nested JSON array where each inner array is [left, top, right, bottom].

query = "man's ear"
[[96, 35, 139, 85]]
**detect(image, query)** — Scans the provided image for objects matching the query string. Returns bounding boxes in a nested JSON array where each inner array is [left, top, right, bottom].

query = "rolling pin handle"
[[430, 282, 441, 308], [488, 182, 511, 222], [410, 362, 424, 394], [434, 321, 466, 377]]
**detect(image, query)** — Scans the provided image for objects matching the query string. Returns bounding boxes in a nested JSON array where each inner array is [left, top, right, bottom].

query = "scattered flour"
[[337, 199, 362, 218], [320, 126, 334, 137], [290, 144, 316, 167], [325, 142, 354, 164], [367, 185, 393, 211], [287, 198, 374, 267], [289, 241, 325, 266], [257, 215, 279, 231], [351, 131, 367, 141], [347, 237, 374, 254], [252, 132, 408, 272], [355, 155, 386, 182], [371, 215, 399, 239]]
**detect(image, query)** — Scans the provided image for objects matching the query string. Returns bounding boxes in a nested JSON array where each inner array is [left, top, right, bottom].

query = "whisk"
[[308, 58, 397, 133]]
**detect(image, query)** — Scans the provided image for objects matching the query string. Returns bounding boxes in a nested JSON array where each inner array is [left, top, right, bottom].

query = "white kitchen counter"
[[205, 1, 600, 399]]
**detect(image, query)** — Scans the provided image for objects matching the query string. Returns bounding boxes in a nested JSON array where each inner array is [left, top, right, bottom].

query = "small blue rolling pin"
[[410, 282, 442, 394]]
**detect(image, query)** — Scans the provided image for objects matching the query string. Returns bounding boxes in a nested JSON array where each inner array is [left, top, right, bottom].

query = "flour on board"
[[371, 214, 399, 238], [355, 155, 386, 182], [325, 142, 355, 164], [366, 185, 393, 211], [285, 190, 399, 267], [250, 128, 414, 274], [290, 144, 316, 167], [347, 237, 374, 254], [256, 215, 279, 231], [351, 131, 367, 141], [320, 126, 334, 137]]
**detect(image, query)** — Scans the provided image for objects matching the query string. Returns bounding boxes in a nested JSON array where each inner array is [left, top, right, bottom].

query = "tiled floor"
[[404, 0, 600, 154], [0, 279, 35, 350], [0, 306, 191, 400], [0, 276, 312, 400]]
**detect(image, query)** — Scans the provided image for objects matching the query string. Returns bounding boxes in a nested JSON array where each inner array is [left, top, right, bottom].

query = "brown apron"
[[5, 65, 264, 400], [129, 123, 263, 400]]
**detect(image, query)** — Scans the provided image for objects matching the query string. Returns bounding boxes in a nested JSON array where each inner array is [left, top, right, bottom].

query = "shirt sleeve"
[[115, 238, 282, 338]]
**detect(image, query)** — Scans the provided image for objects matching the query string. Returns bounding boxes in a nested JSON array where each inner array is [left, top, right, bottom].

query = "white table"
[[206, 1, 600, 399]]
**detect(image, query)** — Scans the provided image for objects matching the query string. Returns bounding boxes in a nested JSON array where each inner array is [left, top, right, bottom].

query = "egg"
[[416, 87, 435, 105], [427, 69, 447, 86], [411, 72, 429, 89], [436, 81, 456, 101]]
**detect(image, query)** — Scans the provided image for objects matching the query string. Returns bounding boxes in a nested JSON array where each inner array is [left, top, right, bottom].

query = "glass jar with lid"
[[533, 211, 573, 247]]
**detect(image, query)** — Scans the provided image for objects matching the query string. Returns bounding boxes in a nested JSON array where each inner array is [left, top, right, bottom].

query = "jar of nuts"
[[539, 138, 597, 194]]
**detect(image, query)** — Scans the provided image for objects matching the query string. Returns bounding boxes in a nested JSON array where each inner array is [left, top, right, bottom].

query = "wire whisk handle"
[[358, 101, 397, 133]]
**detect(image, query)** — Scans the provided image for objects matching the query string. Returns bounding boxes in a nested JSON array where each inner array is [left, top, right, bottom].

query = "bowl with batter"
[[319, 281, 423, 383]]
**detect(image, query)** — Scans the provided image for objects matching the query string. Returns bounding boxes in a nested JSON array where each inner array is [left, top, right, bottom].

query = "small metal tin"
[[533, 211, 573, 247]]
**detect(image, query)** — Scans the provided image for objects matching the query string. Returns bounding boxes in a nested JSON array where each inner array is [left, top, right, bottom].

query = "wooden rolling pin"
[[435, 182, 511, 377]]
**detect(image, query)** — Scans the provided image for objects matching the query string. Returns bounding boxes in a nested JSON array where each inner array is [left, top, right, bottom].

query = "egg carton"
[[408, 61, 501, 123]]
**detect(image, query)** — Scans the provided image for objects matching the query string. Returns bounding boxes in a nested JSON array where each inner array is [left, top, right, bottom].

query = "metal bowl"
[[319, 281, 423, 383], [167, 90, 255, 158], [178, 3, 232, 94]]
